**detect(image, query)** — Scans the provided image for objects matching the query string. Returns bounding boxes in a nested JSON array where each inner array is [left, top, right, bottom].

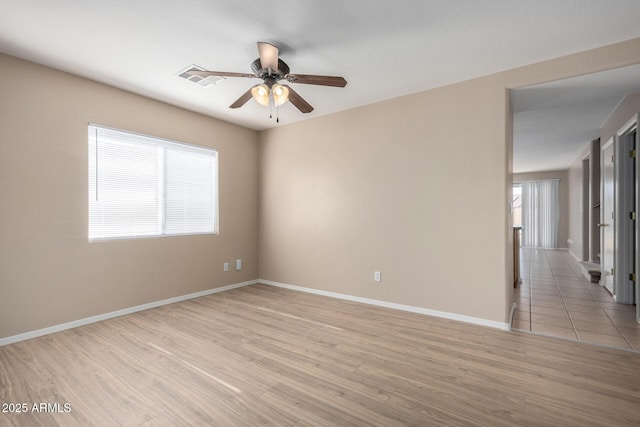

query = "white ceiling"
[[512, 64, 640, 173], [1, 1, 640, 170]]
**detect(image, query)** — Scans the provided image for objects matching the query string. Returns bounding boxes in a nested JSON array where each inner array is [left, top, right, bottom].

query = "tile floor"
[[512, 247, 640, 351]]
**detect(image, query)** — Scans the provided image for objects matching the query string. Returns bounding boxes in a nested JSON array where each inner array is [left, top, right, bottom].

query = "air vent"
[[176, 64, 224, 87]]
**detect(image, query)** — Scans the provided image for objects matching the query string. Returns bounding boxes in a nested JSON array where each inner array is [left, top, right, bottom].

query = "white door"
[[601, 139, 615, 295]]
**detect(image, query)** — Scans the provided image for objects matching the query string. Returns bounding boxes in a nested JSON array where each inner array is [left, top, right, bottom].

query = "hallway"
[[512, 248, 640, 351]]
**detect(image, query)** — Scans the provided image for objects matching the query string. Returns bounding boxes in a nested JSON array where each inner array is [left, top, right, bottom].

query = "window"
[[88, 124, 218, 241], [520, 179, 559, 248]]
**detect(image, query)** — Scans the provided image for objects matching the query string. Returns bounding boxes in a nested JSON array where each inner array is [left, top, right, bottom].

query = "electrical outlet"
[[235, 259, 242, 271], [374, 271, 381, 282], [223, 262, 229, 272]]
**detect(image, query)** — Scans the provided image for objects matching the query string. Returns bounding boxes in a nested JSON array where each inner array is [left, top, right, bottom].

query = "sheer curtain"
[[521, 179, 559, 248]]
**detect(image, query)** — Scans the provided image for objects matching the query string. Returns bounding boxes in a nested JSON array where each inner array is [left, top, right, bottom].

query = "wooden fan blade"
[[185, 69, 256, 79], [229, 88, 254, 109], [285, 74, 347, 87], [257, 42, 279, 71], [284, 85, 313, 113]]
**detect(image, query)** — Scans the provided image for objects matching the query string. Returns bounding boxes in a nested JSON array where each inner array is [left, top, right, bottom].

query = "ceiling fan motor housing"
[[251, 58, 290, 82]]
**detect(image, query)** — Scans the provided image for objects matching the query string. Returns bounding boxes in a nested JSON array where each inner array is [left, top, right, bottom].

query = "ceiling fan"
[[186, 42, 347, 118]]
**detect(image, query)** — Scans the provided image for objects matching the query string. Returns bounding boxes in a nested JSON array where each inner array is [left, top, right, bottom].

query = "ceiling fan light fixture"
[[272, 84, 289, 107], [251, 83, 270, 107]]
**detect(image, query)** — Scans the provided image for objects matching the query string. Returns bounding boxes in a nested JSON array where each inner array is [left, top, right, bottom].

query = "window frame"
[[88, 124, 219, 242]]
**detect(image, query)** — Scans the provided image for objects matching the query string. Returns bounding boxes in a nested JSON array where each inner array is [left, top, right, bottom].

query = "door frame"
[[582, 155, 591, 262], [614, 116, 637, 306], [601, 138, 615, 295]]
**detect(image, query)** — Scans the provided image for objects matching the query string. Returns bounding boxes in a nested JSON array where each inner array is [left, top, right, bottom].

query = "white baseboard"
[[0, 280, 258, 347], [2, 278, 511, 346], [259, 279, 510, 331], [568, 250, 591, 281], [568, 249, 582, 263], [525, 247, 568, 252]]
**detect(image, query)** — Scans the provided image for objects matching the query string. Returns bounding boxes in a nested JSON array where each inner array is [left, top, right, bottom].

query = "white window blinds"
[[88, 125, 218, 241], [521, 179, 559, 249]]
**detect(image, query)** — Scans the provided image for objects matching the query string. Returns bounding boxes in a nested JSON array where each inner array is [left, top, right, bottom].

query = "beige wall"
[[259, 37, 640, 324], [3, 37, 640, 338], [513, 170, 569, 249], [0, 54, 259, 339], [567, 149, 589, 261], [259, 74, 508, 323]]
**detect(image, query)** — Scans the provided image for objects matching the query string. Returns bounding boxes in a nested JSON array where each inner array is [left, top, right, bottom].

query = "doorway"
[[510, 65, 640, 346], [582, 156, 590, 262], [601, 138, 615, 295], [615, 120, 638, 321]]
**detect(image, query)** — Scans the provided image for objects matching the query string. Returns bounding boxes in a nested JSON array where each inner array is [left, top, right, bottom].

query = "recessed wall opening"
[[510, 64, 640, 348]]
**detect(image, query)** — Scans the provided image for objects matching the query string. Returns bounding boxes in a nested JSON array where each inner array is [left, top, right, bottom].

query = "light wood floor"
[[1, 284, 640, 426]]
